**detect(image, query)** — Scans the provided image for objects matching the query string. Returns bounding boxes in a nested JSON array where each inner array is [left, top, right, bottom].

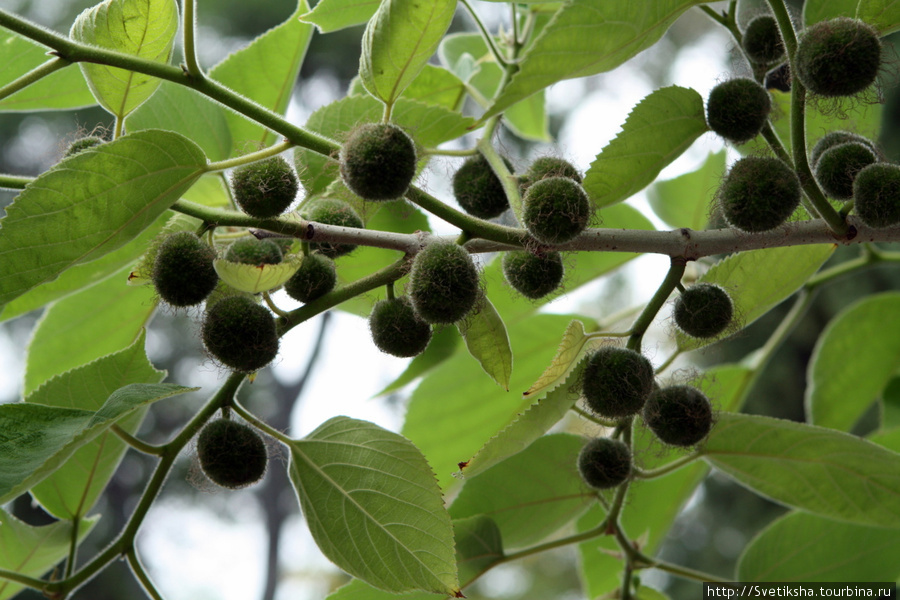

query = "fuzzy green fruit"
[[340, 123, 417, 201], [452, 154, 512, 219], [719, 156, 801, 232], [408, 242, 480, 324], [369, 297, 432, 358], [202, 296, 279, 373], [577, 437, 632, 490], [642, 385, 713, 447], [231, 156, 298, 219], [853, 163, 900, 228], [197, 419, 267, 489], [810, 130, 878, 166], [283, 253, 337, 303], [520, 157, 582, 192], [814, 142, 878, 200], [674, 283, 733, 339], [303, 198, 364, 258], [742, 16, 784, 65], [796, 17, 881, 97], [706, 78, 772, 144], [501, 250, 564, 299], [151, 232, 218, 307], [225, 238, 284, 265], [582, 347, 655, 419], [522, 176, 592, 244], [65, 135, 104, 157]]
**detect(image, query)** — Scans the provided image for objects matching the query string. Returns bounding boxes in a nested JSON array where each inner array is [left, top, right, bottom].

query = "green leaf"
[[70, 0, 178, 118], [738, 510, 900, 582], [450, 434, 594, 549], [881, 376, 900, 431], [24, 265, 157, 394], [0, 383, 193, 506], [288, 417, 459, 595], [804, 0, 900, 35], [213, 255, 302, 294], [299, 0, 380, 33], [359, 0, 457, 108], [583, 86, 707, 208], [127, 82, 233, 162], [402, 65, 467, 112], [647, 150, 725, 230], [0, 509, 98, 600], [702, 412, 900, 528], [0, 129, 206, 310], [0, 31, 95, 112], [678, 245, 835, 352], [457, 297, 512, 390], [504, 90, 550, 142], [210, 0, 313, 155], [482, 0, 704, 120], [374, 327, 461, 397], [807, 292, 900, 432], [27, 331, 164, 519]]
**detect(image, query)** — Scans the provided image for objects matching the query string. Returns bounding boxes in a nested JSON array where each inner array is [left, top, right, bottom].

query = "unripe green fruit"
[[576, 437, 632, 490], [642, 385, 713, 447], [501, 250, 564, 299], [197, 419, 267, 489], [340, 123, 417, 201], [765, 62, 791, 92], [369, 296, 432, 358], [520, 157, 582, 192], [65, 136, 104, 157], [582, 347, 655, 419], [522, 176, 592, 244], [810, 131, 878, 166], [152, 232, 218, 307], [796, 17, 881, 97], [742, 16, 784, 65], [225, 238, 284, 265], [719, 157, 801, 232], [452, 154, 512, 219], [674, 283, 733, 339], [409, 242, 480, 324], [814, 142, 878, 200], [302, 198, 364, 258], [706, 78, 772, 144], [283, 253, 337, 303], [231, 156, 298, 219], [202, 296, 279, 373], [853, 163, 900, 228]]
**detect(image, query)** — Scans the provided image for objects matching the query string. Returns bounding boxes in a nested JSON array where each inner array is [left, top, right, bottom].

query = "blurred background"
[[2, 0, 900, 599]]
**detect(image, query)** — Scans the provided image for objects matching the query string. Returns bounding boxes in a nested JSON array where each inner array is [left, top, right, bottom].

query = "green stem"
[[65, 517, 79, 579], [205, 141, 293, 172], [0, 174, 32, 190], [182, 0, 202, 78], [571, 405, 619, 428], [627, 258, 687, 352], [126, 547, 164, 600], [0, 56, 69, 102], [498, 519, 610, 564], [111, 425, 166, 456], [744, 289, 813, 374], [460, 0, 510, 67], [477, 136, 523, 223], [635, 553, 733, 584], [231, 399, 292, 445], [404, 187, 526, 246], [0, 568, 47, 593], [654, 348, 683, 375], [421, 147, 478, 157], [632, 451, 701, 479], [262, 291, 289, 318], [113, 116, 124, 139]]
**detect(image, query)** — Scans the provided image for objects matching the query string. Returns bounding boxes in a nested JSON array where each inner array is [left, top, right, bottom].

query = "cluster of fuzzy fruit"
[[706, 16, 897, 231]]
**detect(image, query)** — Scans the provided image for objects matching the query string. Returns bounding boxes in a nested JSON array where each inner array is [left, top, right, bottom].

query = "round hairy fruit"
[[340, 123, 417, 201], [202, 296, 279, 373], [303, 198, 364, 258], [197, 419, 267, 489], [520, 157, 582, 192], [796, 17, 881, 97], [369, 297, 432, 358], [409, 242, 480, 324], [706, 78, 772, 144], [231, 156, 298, 219], [152, 232, 218, 307], [810, 130, 878, 166], [814, 142, 878, 200], [643, 385, 713, 447], [719, 157, 801, 232], [674, 283, 734, 339], [283, 253, 336, 303], [522, 176, 592, 244], [853, 163, 900, 228], [765, 62, 791, 92], [577, 437, 632, 490], [582, 347, 655, 419], [65, 136, 104, 157], [502, 250, 564, 299], [225, 238, 283, 265], [742, 16, 784, 65], [452, 154, 513, 219]]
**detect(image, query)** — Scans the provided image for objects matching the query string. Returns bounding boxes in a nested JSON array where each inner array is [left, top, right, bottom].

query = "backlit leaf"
[[299, 0, 380, 33], [213, 255, 302, 294], [648, 150, 725, 230], [457, 297, 512, 390]]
